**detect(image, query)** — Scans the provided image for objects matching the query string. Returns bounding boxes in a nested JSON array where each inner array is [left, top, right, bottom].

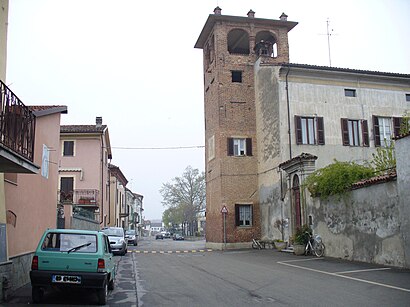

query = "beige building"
[[195, 8, 410, 249], [59, 117, 112, 228], [108, 164, 128, 228]]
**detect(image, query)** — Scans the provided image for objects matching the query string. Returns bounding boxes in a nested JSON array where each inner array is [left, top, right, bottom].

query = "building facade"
[[108, 163, 128, 228], [195, 7, 297, 249], [59, 117, 112, 228], [196, 8, 410, 249]]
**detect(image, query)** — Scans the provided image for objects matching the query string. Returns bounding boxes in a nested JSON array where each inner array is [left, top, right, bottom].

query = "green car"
[[30, 228, 116, 305]]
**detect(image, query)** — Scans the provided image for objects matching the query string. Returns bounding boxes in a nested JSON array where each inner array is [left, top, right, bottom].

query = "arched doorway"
[[292, 175, 301, 229]]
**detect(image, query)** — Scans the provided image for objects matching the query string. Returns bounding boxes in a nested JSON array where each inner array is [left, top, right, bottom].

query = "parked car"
[[30, 228, 115, 305], [163, 232, 171, 239], [101, 227, 127, 255], [155, 233, 164, 240], [173, 233, 185, 241], [125, 230, 138, 246]]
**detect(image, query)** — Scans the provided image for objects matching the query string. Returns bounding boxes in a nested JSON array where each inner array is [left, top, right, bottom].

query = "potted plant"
[[273, 239, 287, 251], [293, 224, 312, 255]]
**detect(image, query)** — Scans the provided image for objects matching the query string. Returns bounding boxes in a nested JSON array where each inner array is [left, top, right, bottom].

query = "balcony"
[[58, 189, 100, 208], [0, 80, 38, 173]]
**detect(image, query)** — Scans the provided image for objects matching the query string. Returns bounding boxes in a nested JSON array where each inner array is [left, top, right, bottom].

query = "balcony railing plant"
[[0, 80, 36, 161]]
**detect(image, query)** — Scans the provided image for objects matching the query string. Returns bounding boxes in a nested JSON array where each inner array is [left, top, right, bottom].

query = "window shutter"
[[246, 138, 252, 156], [341, 118, 349, 146], [317, 117, 325, 145], [393, 117, 402, 137], [362, 120, 369, 147], [373, 116, 381, 147], [235, 204, 240, 226], [295, 116, 302, 144], [227, 138, 234, 156]]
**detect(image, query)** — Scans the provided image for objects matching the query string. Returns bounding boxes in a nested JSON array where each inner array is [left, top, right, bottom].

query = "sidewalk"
[[2, 282, 32, 306]]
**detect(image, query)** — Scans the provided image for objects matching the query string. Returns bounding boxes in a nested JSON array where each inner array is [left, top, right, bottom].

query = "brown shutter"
[[295, 116, 302, 144], [373, 116, 381, 147], [227, 138, 234, 156], [341, 118, 349, 146], [362, 120, 369, 147], [246, 138, 252, 156], [393, 117, 402, 137], [235, 204, 240, 226], [317, 117, 325, 145]]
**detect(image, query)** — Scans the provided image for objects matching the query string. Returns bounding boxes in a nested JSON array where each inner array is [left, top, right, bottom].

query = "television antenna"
[[326, 18, 334, 67]]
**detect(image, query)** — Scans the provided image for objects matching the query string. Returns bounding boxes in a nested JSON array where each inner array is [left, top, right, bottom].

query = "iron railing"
[[58, 189, 100, 207], [0, 80, 36, 161]]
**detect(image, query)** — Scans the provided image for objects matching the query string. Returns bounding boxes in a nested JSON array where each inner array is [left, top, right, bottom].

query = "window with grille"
[[235, 204, 252, 226]]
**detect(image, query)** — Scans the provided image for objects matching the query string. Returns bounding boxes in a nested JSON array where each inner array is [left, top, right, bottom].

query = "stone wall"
[[71, 215, 100, 231], [310, 180, 406, 267]]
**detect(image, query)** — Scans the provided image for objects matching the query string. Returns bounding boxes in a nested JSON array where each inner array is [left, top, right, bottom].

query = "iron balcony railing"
[[0, 80, 36, 162], [58, 189, 100, 207]]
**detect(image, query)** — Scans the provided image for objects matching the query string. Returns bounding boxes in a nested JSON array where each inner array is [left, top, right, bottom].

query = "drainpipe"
[[100, 135, 104, 225], [285, 65, 292, 160]]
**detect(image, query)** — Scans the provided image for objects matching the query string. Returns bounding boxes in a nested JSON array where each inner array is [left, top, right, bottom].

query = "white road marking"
[[334, 268, 391, 274], [278, 260, 410, 293]]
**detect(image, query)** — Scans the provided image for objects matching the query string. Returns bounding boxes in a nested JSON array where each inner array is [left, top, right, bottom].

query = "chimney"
[[280, 12, 288, 21], [213, 6, 222, 15], [96, 116, 102, 128], [247, 10, 255, 18]]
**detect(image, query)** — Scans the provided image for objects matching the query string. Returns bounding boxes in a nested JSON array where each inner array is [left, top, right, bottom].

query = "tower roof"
[[194, 13, 298, 49]]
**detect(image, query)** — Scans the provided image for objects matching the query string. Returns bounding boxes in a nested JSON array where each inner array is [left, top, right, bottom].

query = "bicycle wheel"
[[314, 242, 325, 257], [252, 240, 259, 249]]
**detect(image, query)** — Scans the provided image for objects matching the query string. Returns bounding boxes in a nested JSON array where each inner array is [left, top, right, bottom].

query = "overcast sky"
[[6, 0, 410, 220]]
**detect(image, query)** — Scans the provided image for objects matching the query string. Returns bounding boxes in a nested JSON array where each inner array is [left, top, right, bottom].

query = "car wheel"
[[32, 286, 44, 304], [108, 275, 115, 290], [97, 280, 108, 305], [134, 242, 137, 246]]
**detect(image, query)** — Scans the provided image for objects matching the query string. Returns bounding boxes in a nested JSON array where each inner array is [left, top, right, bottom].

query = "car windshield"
[[102, 228, 124, 237], [41, 233, 97, 253], [125, 230, 136, 235]]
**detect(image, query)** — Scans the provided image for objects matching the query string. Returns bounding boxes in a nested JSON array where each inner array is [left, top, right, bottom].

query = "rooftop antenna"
[[326, 18, 334, 67]]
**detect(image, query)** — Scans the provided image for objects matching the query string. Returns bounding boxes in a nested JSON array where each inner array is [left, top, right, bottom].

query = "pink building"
[[4, 105, 67, 293], [59, 117, 112, 229]]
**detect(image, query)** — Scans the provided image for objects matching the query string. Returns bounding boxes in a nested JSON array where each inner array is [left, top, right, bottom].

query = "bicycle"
[[304, 232, 325, 257], [252, 238, 263, 249]]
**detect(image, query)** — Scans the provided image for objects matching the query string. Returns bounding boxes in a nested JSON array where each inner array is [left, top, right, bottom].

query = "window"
[[208, 135, 215, 161], [63, 141, 74, 156], [344, 89, 356, 97], [227, 138, 252, 156], [341, 119, 369, 147], [373, 116, 402, 147], [231, 71, 242, 83], [60, 177, 74, 201], [406, 94, 410, 102], [235, 204, 252, 226], [227, 29, 250, 55], [295, 116, 325, 145]]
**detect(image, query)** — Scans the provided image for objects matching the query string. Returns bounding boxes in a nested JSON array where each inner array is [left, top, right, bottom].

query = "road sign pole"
[[223, 212, 226, 250], [220, 205, 228, 250]]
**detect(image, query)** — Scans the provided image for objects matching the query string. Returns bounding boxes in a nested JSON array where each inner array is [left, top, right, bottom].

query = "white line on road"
[[334, 268, 391, 274], [278, 260, 410, 293]]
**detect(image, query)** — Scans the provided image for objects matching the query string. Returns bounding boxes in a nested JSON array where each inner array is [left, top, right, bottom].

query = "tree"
[[160, 166, 205, 234], [370, 140, 396, 175]]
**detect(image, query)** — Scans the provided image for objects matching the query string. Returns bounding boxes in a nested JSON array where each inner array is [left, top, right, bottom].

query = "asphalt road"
[[5, 236, 410, 306]]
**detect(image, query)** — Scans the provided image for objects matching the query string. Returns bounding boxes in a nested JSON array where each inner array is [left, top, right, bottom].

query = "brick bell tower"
[[195, 8, 297, 249]]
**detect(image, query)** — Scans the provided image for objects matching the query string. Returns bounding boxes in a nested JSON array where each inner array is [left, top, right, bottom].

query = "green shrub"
[[304, 160, 374, 199], [294, 224, 312, 245]]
